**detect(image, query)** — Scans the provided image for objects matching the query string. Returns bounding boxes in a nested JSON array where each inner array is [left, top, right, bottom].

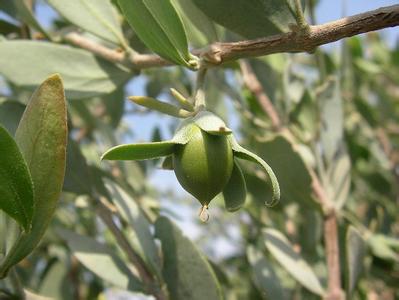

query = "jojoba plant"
[[102, 82, 280, 221]]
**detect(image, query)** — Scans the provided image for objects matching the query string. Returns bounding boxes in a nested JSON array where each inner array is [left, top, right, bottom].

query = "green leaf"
[[102, 141, 176, 161], [39, 260, 73, 300], [247, 246, 286, 300], [222, 160, 247, 212], [57, 228, 142, 290], [172, 0, 218, 47], [328, 150, 351, 210], [117, 0, 195, 67], [0, 41, 131, 99], [129, 96, 192, 118], [263, 228, 325, 296], [193, 0, 304, 39], [319, 77, 342, 164], [155, 216, 223, 300], [0, 125, 34, 232], [229, 135, 280, 206], [191, 111, 232, 135], [0, 101, 25, 136], [0, 74, 67, 278], [346, 226, 366, 296], [255, 135, 313, 207], [104, 180, 162, 279], [47, 0, 126, 46], [161, 156, 174, 170], [368, 234, 399, 262], [103, 88, 125, 128]]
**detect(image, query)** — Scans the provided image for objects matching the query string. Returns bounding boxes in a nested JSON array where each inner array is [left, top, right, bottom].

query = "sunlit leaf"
[[0, 41, 131, 99], [0, 74, 67, 278]]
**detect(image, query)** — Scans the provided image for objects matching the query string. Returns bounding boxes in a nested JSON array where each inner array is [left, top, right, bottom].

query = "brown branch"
[[63, 5, 399, 70], [239, 60, 282, 130]]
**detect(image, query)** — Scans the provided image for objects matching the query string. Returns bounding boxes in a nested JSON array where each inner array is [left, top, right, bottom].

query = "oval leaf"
[[346, 226, 366, 296], [47, 0, 125, 46], [118, 0, 195, 67], [0, 125, 34, 232], [155, 216, 223, 300], [222, 160, 247, 212], [0, 41, 131, 99], [0, 74, 67, 278], [102, 141, 176, 161], [263, 228, 325, 296], [229, 135, 280, 206]]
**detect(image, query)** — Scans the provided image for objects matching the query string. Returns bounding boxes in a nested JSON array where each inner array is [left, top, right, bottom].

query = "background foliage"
[[0, 0, 398, 299]]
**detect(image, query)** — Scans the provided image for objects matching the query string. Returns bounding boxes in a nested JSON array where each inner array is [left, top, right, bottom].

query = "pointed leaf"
[[247, 246, 285, 300], [129, 96, 192, 118], [222, 160, 246, 212], [229, 135, 280, 206], [0, 74, 67, 278], [0, 41, 131, 99], [263, 228, 325, 296], [102, 141, 176, 161], [346, 226, 366, 296], [57, 228, 142, 290], [155, 216, 223, 300], [0, 101, 25, 136], [104, 180, 162, 278], [47, 0, 125, 45], [118, 0, 195, 67], [0, 125, 34, 232], [193, 0, 305, 39]]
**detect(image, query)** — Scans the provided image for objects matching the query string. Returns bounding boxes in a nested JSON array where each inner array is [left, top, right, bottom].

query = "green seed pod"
[[173, 124, 233, 207]]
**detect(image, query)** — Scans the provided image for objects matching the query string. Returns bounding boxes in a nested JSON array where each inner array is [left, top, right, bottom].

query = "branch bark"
[[63, 5, 399, 70]]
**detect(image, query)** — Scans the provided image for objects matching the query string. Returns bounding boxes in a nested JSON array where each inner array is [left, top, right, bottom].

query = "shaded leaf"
[[229, 135, 280, 206], [263, 228, 325, 296], [103, 88, 125, 128], [319, 77, 342, 164], [222, 160, 247, 212], [14, 0, 51, 39], [118, 0, 195, 67], [0, 125, 34, 232], [102, 141, 176, 161], [47, 0, 125, 45], [0, 100, 25, 136], [368, 234, 399, 262], [104, 180, 162, 278], [247, 246, 285, 300], [39, 260, 73, 300], [155, 216, 223, 300], [58, 228, 142, 290], [0, 74, 67, 278], [346, 226, 366, 296], [193, 0, 304, 39], [0, 41, 131, 99]]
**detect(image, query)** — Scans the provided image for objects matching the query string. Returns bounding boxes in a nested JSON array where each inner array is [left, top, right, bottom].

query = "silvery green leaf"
[[346, 226, 366, 296], [263, 228, 325, 296]]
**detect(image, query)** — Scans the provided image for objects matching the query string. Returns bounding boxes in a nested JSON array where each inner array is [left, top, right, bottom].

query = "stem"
[[63, 5, 399, 69], [293, 0, 309, 30], [324, 213, 345, 300], [96, 200, 167, 300], [193, 68, 208, 109]]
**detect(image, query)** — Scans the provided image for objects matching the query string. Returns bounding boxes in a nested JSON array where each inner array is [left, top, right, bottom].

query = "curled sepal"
[[228, 135, 280, 207], [170, 88, 194, 112], [129, 96, 193, 118], [222, 160, 247, 212], [101, 141, 176, 161], [192, 111, 232, 135]]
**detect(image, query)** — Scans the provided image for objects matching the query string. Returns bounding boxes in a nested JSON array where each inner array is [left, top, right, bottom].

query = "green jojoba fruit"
[[173, 125, 234, 207]]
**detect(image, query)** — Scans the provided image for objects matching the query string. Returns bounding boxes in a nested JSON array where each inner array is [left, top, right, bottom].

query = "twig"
[[63, 5, 399, 69], [239, 60, 282, 130], [96, 200, 166, 300]]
